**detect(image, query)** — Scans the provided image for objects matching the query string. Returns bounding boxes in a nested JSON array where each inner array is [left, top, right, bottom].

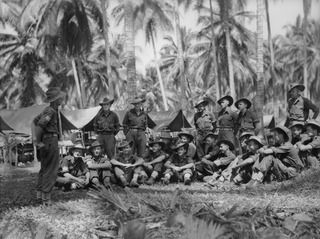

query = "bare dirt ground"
[[1, 164, 320, 238]]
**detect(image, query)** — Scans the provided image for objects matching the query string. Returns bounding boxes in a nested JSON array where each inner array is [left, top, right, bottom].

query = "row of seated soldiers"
[[55, 119, 320, 190]]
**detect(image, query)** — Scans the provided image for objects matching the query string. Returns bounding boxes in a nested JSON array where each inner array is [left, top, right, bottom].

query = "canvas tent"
[[0, 104, 77, 135], [151, 110, 192, 132], [0, 116, 13, 131]]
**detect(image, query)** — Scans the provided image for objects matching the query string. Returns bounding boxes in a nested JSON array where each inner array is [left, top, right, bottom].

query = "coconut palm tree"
[[142, 6, 173, 111], [112, 0, 174, 104], [302, 0, 312, 98], [20, 0, 103, 108], [0, 11, 45, 109], [256, 0, 265, 132], [160, 27, 195, 101], [195, 2, 255, 98]]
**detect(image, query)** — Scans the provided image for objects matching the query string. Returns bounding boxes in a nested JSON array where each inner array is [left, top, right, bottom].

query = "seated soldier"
[[139, 139, 168, 185], [163, 142, 194, 185], [195, 132, 219, 180], [219, 136, 264, 184], [249, 126, 303, 186], [289, 122, 305, 145], [296, 120, 320, 169], [177, 131, 196, 159], [110, 140, 144, 187], [85, 141, 113, 187], [204, 140, 236, 183], [239, 132, 254, 154], [56, 143, 90, 190]]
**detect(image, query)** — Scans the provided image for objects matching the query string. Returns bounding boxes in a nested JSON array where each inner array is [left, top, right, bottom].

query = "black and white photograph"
[[0, 0, 320, 238]]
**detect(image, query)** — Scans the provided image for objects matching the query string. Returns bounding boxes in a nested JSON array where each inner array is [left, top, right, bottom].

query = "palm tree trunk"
[[100, 0, 114, 98], [150, 31, 168, 111], [265, 0, 277, 120], [174, 0, 188, 109], [256, 0, 265, 135], [124, 0, 137, 102], [71, 58, 84, 108], [303, 0, 311, 98], [209, 0, 220, 101], [222, 0, 235, 99]]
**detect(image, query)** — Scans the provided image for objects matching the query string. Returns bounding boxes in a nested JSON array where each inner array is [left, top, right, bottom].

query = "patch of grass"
[[1, 166, 320, 238]]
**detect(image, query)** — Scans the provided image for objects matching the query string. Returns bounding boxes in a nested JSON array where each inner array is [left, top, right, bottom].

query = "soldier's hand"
[[36, 142, 45, 149]]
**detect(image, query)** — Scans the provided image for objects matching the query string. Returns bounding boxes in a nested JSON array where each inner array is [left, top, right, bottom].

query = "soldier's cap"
[[272, 126, 291, 142], [203, 131, 218, 140], [70, 142, 85, 151], [131, 96, 146, 104], [305, 120, 320, 131], [45, 87, 66, 103], [247, 136, 265, 148], [117, 140, 133, 149], [194, 99, 208, 108], [217, 140, 234, 150], [239, 131, 254, 140], [178, 131, 194, 141], [288, 83, 305, 93], [148, 139, 165, 148], [235, 98, 252, 109], [173, 142, 189, 151], [99, 97, 114, 106], [90, 141, 102, 149], [217, 95, 233, 106], [289, 122, 305, 129]]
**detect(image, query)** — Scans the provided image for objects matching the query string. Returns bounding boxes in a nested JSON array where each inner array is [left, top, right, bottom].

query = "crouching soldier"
[[139, 139, 168, 185], [249, 126, 303, 186], [163, 142, 194, 185], [56, 143, 90, 190], [220, 136, 264, 184], [110, 140, 144, 187], [178, 131, 196, 159], [195, 132, 219, 180], [296, 120, 320, 169], [239, 132, 254, 154], [204, 140, 236, 184], [289, 122, 305, 145], [85, 141, 113, 187]]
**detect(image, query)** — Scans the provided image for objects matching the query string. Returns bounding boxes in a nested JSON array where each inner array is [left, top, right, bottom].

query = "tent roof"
[[0, 104, 77, 135], [151, 109, 192, 132], [0, 116, 13, 131]]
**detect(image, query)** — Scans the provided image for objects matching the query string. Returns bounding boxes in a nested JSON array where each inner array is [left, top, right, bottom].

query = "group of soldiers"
[[34, 83, 319, 204]]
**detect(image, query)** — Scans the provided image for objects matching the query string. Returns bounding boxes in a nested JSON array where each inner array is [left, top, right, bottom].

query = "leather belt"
[[43, 133, 58, 137]]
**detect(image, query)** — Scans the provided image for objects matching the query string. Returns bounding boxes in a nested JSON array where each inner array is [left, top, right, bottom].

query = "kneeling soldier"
[[56, 143, 90, 190], [86, 141, 113, 187], [196, 132, 219, 180], [296, 120, 320, 169], [204, 140, 236, 183], [139, 139, 168, 185], [249, 126, 303, 186], [220, 136, 264, 184], [110, 140, 144, 187], [177, 131, 196, 159], [163, 142, 194, 185]]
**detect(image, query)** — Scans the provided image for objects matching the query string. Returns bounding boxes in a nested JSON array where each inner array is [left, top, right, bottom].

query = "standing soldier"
[[34, 87, 65, 205], [194, 98, 216, 158], [123, 96, 149, 157], [93, 97, 120, 159], [286, 84, 319, 127], [235, 98, 261, 136], [216, 95, 237, 145]]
